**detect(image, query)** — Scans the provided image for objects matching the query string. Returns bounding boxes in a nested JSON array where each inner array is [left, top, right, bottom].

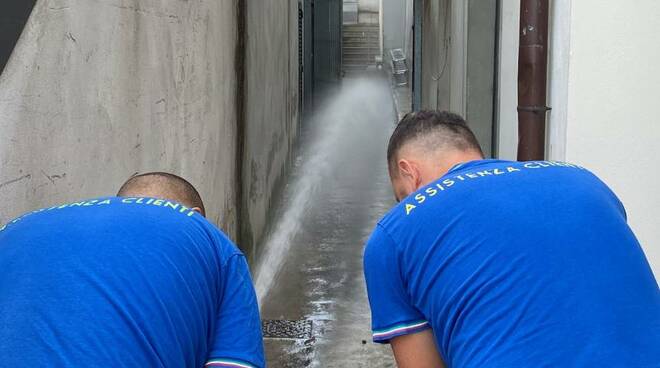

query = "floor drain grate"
[[262, 319, 313, 339]]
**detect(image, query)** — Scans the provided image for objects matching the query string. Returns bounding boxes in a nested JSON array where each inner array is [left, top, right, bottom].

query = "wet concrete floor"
[[258, 73, 397, 367]]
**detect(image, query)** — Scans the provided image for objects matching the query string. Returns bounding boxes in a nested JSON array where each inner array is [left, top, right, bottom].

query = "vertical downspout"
[[379, 0, 384, 62], [338, 0, 343, 82], [517, 0, 550, 161], [235, 0, 248, 257], [412, 0, 423, 111], [492, 0, 502, 157]]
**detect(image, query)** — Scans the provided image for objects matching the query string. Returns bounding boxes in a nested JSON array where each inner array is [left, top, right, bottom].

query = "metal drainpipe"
[[379, 0, 384, 63], [412, 0, 423, 111], [517, 0, 550, 161]]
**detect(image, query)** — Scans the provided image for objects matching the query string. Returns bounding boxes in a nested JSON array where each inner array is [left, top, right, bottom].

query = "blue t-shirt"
[[364, 160, 660, 367], [0, 197, 264, 368]]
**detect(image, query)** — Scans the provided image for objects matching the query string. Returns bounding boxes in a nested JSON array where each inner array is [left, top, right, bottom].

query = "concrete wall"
[[464, 0, 496, 157], [382, 0, 412, 61], [420, 0, 448, 111], [0, 0, 240, 235], [496, 0, 660, 276], [420, 0, 495, 156], [0, 0, 301, 263], [242, 1, 299, 260], [357, 0, 380, 13], [420, 0, 468, 116], [0, 1, 36, 73]]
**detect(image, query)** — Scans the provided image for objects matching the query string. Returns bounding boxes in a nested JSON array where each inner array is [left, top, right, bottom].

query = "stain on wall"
[[0, 0, 300, 255], [241, 1, 300, 261]]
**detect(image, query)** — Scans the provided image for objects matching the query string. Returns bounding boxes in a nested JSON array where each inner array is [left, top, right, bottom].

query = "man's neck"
[[422, 151, 484, 186]]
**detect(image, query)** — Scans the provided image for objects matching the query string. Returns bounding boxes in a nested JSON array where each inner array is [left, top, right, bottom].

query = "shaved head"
[[385, 111, 485, 202], [117, 172, 205, 216], [387, 110, 484, 177]]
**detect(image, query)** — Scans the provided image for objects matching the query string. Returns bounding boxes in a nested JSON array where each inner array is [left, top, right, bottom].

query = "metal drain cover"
[[262, 319, 313, 339]]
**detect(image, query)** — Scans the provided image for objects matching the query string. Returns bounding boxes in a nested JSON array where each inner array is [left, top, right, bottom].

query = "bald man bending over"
[[0, 173, 264, 367]]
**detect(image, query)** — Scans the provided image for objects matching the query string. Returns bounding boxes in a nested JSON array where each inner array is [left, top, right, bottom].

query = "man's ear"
[[191, 207, 204, 217], [397, 159, 421, 187]]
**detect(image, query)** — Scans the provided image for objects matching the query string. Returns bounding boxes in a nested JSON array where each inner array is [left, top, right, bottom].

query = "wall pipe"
[[517, 0, 550, 161], [412, 0, 423, 111]]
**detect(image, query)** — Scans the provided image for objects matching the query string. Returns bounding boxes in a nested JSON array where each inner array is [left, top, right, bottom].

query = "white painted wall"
[[559, 0, 660, 276], [497, 0, 660, 276], [495, 0, 519, 160], [546, 0, 572, 161]]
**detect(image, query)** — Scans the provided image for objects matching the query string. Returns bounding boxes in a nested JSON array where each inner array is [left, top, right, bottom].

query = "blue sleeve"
[[363, 224, 430, 344], [206, 254, 264, 368], [585, 169, 629, 221]]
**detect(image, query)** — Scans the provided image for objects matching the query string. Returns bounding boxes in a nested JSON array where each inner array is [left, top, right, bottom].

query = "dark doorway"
[[0, 1, 37, 74], [312, 0, 342, 104]]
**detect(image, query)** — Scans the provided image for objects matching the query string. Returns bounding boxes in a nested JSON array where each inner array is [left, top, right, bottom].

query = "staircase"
[[342, 23, 380, 75]]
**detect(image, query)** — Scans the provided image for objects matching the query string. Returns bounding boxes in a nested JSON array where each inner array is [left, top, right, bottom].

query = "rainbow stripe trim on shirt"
[[372, 320, 430, 341], [205, 359, 256, 368]]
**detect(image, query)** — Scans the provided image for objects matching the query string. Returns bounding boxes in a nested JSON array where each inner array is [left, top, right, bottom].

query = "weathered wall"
[[0, 1, 37, 73], [0, 0, 242, 235], [0, 0, 301, 258], [242, 1, 299, 260]]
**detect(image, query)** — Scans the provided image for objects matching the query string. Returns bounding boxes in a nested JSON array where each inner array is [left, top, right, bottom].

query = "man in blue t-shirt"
[[364, 111, 660, 367], [0, 172, 264, 367]]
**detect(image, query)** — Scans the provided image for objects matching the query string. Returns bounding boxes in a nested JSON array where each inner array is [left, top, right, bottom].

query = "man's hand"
[[390, 329, 445, 368]]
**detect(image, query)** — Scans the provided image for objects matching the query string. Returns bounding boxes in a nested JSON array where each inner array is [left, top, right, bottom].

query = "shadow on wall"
[[0, 1, 37, 74]]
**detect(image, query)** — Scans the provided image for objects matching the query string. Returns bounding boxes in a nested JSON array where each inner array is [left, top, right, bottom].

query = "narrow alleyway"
[[256, 73, 397, 367]]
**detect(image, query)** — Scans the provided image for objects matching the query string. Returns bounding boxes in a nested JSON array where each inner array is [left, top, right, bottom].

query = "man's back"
[[0, 197, 263, 367], [365, 159, 660, 367]]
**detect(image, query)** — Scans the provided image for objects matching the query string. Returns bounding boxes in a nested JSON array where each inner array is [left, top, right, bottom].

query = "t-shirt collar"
[[445, 159, 508, 176]]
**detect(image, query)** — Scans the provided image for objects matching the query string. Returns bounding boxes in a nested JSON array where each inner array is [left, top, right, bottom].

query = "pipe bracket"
[[517, 105, 552, 113]]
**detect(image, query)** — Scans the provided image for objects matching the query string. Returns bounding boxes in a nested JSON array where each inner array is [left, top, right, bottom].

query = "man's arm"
[[391, 329, 445, 368], [364, 225, 443, 366], [206, 254, 264, 368]]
